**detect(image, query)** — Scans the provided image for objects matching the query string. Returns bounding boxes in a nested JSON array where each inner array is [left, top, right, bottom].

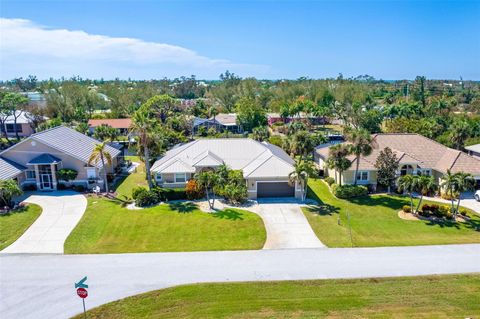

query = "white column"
[[50, 163, 57, 190], [34, 165, 41, 189]]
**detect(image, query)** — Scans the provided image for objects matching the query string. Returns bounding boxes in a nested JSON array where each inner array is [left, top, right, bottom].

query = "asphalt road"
[[1, 244, 479, 319]]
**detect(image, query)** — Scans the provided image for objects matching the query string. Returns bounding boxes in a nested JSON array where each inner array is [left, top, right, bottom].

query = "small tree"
[[397, 174, 416, 214], [93, 124, 119, 142], [374, 147, 399, 193], [454, 172, 475, 219], [440, 169, 458, 217], [88, 142, 112, 193], [289, 160, 314, 201], [326, 144, 352, 186], [195, 171, 220, 209], [0, 180, 23, 208], [413, 175, 437, 214], [251, 126, 270, 142], [346, 128, 373, 185]]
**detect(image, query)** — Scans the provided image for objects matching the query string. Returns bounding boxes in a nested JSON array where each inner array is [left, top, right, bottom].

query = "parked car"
[[475, 190, 480, 202]]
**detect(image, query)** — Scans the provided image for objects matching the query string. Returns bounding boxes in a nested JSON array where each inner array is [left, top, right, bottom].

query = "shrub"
[[107, 173, 115, 183], [135, 190, 159, 207], [430, 204, 439, 213], [402, 205, 411, 213], [73, 184, 86, 192], [57, 168, 78, 181], [421, 204, 430, 212], [418, 209, 430, 217], [57, 183, 67, 190], [223, 183, 248, 204], [325, 177, 336, 186], [440, 190, 459, 200], [132, 186, 148, 200], [460, 210, 468, 217], [268, 135, 283, 147], [22, 184, 37, 191], [331, 184, 368, 199], [154, 187, 187, 201], [446, 212, 454, 220], [185, 180, 205, 200]]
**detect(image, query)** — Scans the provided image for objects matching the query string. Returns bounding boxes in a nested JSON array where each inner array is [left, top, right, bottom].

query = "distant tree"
[[374, 147, 398, 193], [235, 97, 267, 132], [93, 124, 119, 142], [88, 142, 112, 193], [449, 119, 471, 150], [0, 92, 29, 141], [251, 126, 270, 142], [289, 130, 317, 161], [413, 76, 427, 109], [76, 122, 90, 135]]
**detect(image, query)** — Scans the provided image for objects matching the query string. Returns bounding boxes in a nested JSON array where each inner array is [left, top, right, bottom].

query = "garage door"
[[257, 182, 294, 198]]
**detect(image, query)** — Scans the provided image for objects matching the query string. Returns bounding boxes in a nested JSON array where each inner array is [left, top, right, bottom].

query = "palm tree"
[[289, 160, 314, 201], [454, 172, 475, 218], [88, 142, 112, 193], [413, 175, 437, 214], [326, 144, 351, 186], [0, 179, 23, 208], [397, 174, 416, 214], [440, 169, 458, 216], [130, 109, 155, 189], [347, 129, 373, 185], [195, 171, 220, 209]]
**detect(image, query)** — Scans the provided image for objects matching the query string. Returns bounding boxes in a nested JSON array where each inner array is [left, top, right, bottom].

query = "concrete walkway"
[[1, 191, 87, 254], [1, 244, 479, 319]]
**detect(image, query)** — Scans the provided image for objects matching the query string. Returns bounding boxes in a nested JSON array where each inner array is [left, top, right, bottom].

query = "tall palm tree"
[[195, 171, 220, 209], [88, 142, 112, 193], [440, 169, 458, 216], [289, 160, 314, 201], [347, 129, 373, 185], [454, 172, 475, 218], [130, 109, 156, 189], [326, 144, 351, 186], [413, 175, 437, 214], [397, 174, 416, 214]]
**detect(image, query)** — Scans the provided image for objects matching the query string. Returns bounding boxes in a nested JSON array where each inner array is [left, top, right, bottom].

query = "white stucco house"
[[150, 138, 302, 199]]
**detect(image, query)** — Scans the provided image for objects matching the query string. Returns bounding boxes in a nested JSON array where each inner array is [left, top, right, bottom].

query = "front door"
[[40, 174, 52, 190]]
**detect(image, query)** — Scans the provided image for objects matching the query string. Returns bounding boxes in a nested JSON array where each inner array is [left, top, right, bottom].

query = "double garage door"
[[257, 182, 294, 198]]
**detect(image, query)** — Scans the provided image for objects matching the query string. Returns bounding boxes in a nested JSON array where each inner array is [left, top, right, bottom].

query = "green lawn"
[[113, 156, 148, 199], [0, 204, 42, 250], [73, 274, 480, 319], [64, 197, 266, 254], [304, 179, 480, 247]]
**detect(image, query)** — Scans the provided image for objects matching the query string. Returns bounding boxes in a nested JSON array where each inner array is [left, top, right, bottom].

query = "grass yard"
[[0, 204, 42, 250], [304, 179, 480, 247], [73, 274, 480, 319], [113, 156, 148, 199], [64, 197, 266, 254]]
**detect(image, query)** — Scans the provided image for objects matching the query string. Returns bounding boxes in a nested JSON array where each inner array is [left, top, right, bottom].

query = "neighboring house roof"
[[212, 113, 238, 126], [0, 157, 26, 180], [27, 153, 62, 165], [0, 126, 121, 169], [315, 133, 480, 176], [87, 118, 132, 129], [151, 138, 295, 178], [3, 111, 42, 124], [465, 144, 480, 154]]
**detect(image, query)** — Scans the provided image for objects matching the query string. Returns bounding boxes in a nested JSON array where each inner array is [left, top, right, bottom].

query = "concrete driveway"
[[1, 191, 87, 254], [420, 192, 480, 214], [255, 198, 325, 249], [1, 244, 479, 319]]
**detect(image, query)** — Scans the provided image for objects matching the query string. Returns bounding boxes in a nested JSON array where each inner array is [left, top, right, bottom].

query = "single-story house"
[[88, 118, 132, 136], [315, 133, 480, 190], [0, 126, 122, 191], [151, 138, 302, 199], [1, 111, 44, 138], [465, 144, 480, 159], [192, 113, 243, 134], [22, 92, 47, 108], [267, 113, 327, 126]]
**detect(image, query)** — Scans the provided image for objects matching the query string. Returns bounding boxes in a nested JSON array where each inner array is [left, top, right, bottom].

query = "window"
[[26, 170, 36, 180], [356, 171, 369, 181], [400, 165, 414, 176], [174, 173, 186, 183], [6, 124, 22, 133], [156, 173, 163, 181], [86, 168, 97, 179]]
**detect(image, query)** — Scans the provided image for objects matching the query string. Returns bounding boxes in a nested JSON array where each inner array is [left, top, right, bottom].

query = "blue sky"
[[1, 0, 479, 80]]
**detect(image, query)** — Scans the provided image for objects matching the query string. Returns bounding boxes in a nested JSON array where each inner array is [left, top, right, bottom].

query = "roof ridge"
[[243, 152, 274, 178]]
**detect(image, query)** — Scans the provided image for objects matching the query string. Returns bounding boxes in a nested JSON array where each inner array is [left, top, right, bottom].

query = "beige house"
[[315, 133, 480, 190], [151, 138, 302, 199], [0, 126, 122, 191], [2, 111, 40, 138]]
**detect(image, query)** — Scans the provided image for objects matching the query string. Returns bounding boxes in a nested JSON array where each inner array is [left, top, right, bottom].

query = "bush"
[[154, 187, 187, 201], [57, 168, 78, 182], [73, 184, 86, 192], [185, 180, 205, 200], [331, 184, 368, 199], [325, 177, 336, 186], [132, 186, 148, 200], [57, 183, 67, 190], [268, 135, 283, 147], [430, 204, 439, 213], [440, 190, 459, 200], [22, 184, 37, 191], [418, 209, 430, 217], [460, 210, 468, 217], [421, 204, 431, 212], [135, 190, 159, 207], [446, 212, 454, 220], [402, 205, 411, 213], [223, 183, 248, 204]]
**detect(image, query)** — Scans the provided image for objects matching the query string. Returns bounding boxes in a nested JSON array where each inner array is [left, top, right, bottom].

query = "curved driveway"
[[1, 244, 479, 319], [1, 191, 87, 254]]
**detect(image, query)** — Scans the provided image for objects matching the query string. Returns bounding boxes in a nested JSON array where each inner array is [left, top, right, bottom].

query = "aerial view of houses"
[[0, 0, 479, 318]]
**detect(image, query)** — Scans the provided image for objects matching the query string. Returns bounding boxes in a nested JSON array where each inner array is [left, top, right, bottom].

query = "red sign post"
[[77, 288, 88, 298]]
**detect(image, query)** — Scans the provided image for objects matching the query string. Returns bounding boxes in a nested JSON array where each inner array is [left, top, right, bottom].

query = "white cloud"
[[0, 18, 268, 79]]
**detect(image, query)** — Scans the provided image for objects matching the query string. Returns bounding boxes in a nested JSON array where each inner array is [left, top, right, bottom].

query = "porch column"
[[34, 165, 41, 189], [50, 163, 58, 190]]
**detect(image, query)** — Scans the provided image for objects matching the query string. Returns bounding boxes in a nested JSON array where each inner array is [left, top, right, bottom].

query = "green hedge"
[[331, 184, 368, 199], [134, 187, 187, 207]]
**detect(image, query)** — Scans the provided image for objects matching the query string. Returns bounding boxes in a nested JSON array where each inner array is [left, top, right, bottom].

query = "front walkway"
[[1, 191, 87, 254]]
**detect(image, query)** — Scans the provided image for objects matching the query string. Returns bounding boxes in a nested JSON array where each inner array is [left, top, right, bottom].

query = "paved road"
[[1, 191, 87, 254], [1, 244, 479, 319], [256, 199, 325, 249]]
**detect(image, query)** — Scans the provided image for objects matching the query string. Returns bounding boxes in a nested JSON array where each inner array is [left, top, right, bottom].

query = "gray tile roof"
[[0, 157, 26, 180], [21, 126, 121, 168]]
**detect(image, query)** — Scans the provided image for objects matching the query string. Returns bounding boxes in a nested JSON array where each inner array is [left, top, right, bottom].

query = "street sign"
[[75, 276, 89, 289], [77, 288, 88, 299]]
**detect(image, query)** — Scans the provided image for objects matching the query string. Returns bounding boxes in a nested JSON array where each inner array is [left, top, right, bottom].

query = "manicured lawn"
[[0, 204, 42, 250], [113, 156, 148, 199], [73, 274, 480, 319], [64, 197, 266, 254], [304, 179, 480, 247]]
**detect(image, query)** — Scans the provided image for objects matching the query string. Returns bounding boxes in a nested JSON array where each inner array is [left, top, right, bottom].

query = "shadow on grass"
[[168, 202, 197, 214], [348, 195, 409, 210], [211, 209, 244, 221], [306, 185, 340, 216]]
